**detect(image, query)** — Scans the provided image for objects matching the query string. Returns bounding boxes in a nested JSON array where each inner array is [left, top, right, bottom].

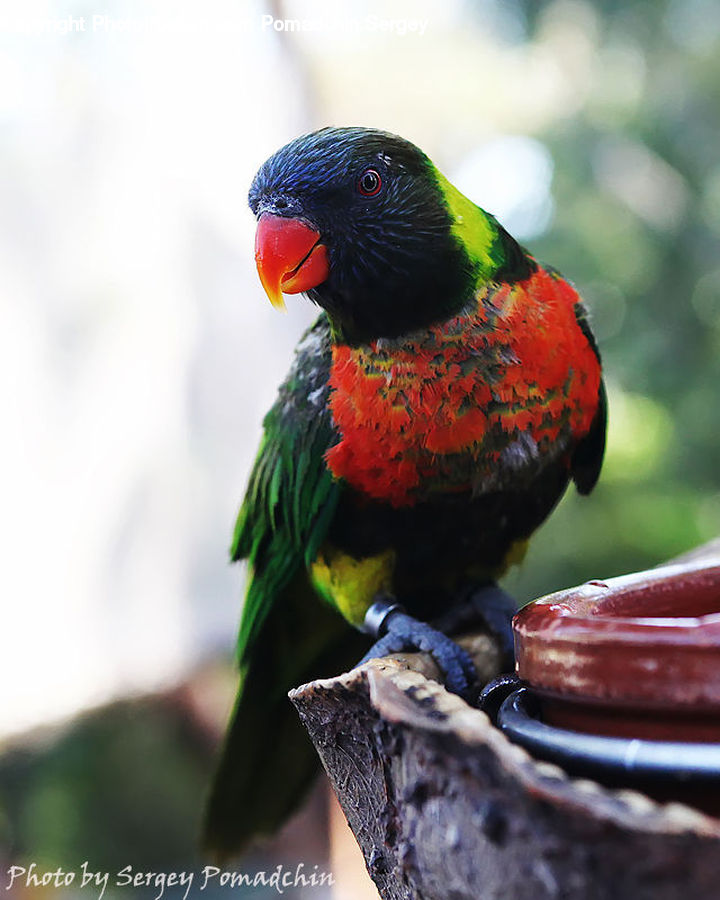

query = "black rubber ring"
[[361, 599, 407, 637], [497, 688, 720, 783]]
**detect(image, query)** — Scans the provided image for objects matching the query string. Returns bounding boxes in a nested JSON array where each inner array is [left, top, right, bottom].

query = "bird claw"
[[432, 582, 517, 672], [359, 601, 477, 699]]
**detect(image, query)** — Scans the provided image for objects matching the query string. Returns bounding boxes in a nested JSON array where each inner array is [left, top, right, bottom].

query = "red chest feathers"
[[325, 269, 601, 507]]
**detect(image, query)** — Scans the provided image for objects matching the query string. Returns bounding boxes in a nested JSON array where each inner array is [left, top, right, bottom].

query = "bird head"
[[249, 127, 519, 344]]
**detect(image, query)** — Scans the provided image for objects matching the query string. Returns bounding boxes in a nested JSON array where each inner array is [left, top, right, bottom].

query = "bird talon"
[[359, 609, 477, 699], [433, 582, 517, 672]]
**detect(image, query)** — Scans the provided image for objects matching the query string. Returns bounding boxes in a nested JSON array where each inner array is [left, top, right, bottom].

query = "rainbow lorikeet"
[[203, 127, 606, 857]]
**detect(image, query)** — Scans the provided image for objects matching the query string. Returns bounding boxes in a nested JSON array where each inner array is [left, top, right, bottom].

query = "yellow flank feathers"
[[434, 170, 496, 278], [310, 545, 396, 627], [502, 537, 529, 570], [463, 538, 529, 584]]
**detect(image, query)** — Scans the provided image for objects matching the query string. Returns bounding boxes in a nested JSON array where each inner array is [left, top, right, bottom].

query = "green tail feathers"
[[201, 577, 365, 859], [203, 317, 347, 859]]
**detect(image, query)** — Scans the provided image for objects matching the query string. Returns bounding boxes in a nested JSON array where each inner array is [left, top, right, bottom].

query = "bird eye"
[[357, 169, 382, 196]]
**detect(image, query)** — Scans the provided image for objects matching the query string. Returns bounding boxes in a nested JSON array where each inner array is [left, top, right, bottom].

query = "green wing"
[[231, 314, 340, 665], [570, 300, 607, 496], [203, 314, 367, 859]]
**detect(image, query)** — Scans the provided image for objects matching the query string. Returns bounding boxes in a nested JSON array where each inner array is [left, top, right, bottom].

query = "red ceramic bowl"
[[513, 561, 720, 742]]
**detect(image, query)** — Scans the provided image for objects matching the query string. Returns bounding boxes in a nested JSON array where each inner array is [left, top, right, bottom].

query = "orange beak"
[[254, 213, 330, 311]]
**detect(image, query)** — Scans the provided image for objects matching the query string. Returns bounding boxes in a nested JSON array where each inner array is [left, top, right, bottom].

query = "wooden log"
[[289, 635, 720, 900]]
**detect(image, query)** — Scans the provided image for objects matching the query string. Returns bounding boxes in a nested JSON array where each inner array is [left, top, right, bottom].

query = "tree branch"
[[290, 634, 720, 900]]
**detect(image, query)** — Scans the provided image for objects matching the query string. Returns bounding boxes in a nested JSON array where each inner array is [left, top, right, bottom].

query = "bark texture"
[[290, 635, 720, 900]]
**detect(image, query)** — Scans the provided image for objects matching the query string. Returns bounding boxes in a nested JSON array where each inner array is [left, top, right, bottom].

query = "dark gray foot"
[[358, 599, 477, 698], [432, 582, 517, 672]]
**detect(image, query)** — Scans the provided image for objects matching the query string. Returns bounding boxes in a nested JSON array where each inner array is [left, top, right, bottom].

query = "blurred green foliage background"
[[503, 0, 720, 600], [2, 0, 720, 897]]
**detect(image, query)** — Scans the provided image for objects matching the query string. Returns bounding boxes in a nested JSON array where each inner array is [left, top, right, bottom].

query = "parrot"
[[203, 126, 606, 858]]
